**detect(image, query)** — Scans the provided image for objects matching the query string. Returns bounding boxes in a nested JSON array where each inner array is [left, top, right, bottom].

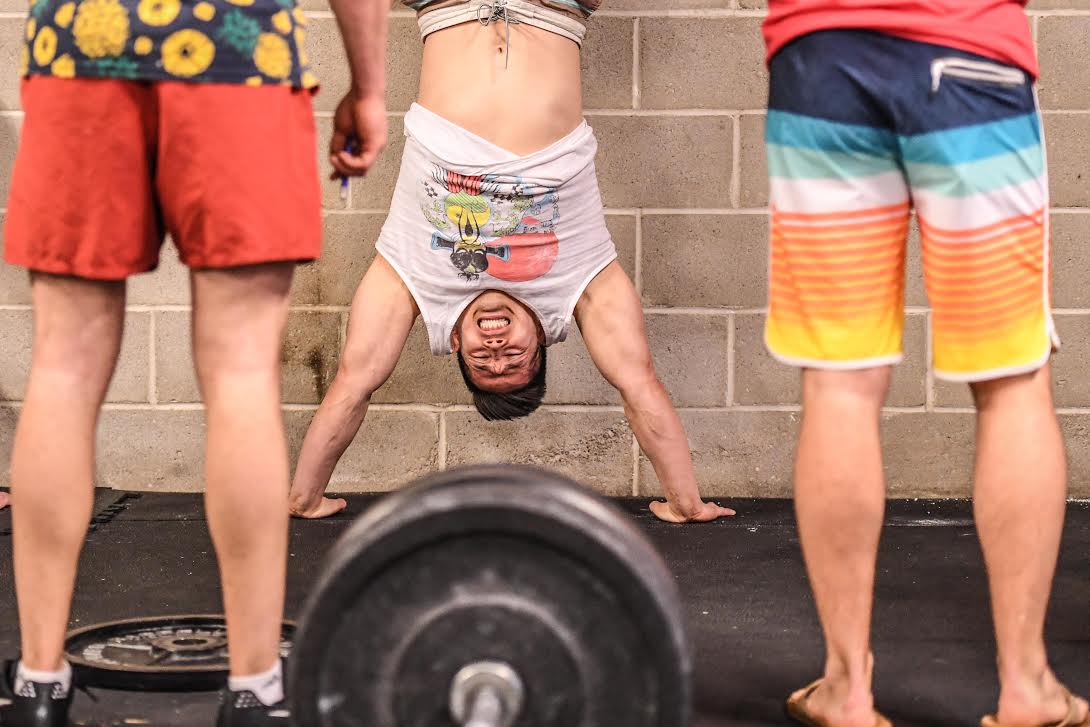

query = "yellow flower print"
[[301, 70, 317, 89], [19, 45, 29, 76], [225, 0, 253, 6], [161, 28, 214, 77], [72, 0, 130, 58], [253, 32, 290, 79], [51, 53, 76, 78], [134, 35, 153, 54], [294, 26, 307, 65], [33, 26, 57, 66], [271, 9, 291, 34], [245, 75, 262, 86], [193, 1, 215, 21], [292, 7, 307, 25], [54, 2, 76, 28], [136, 0, 179, 26], [25, 17, 36, 41]]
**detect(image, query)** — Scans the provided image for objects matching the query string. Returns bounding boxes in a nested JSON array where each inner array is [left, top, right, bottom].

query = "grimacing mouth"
[[478, 316, 511, 332]]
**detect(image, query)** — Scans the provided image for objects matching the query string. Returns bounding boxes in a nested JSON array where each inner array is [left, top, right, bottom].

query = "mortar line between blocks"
[[640, 208, 767, 215], [730, 114, 742, 209], [324, 208, 390, 215], [925, 312, 934, 411], [148, 311, 158, 406], [634, 210, 644, 295], [595, 9, 768, 17], [726, 312, 736, 406], [632, 18, 641, 109], [438, 412, 448, 470], [586, 109, 755, 117], [13, 401, 1089, 414]]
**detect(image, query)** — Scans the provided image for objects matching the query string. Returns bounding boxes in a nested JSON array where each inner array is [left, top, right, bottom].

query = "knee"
[[970, 364, 1053, 412], [801, 366, 892, 411], [32, 313, 123, 384]]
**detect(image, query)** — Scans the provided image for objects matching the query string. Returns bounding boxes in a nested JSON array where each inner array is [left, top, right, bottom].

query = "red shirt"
[[764, 1, 1038, 77]]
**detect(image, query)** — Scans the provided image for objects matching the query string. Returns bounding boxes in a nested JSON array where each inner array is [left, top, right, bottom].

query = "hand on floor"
[[289, 496, 347, 520], [650, 499, 735, 523]]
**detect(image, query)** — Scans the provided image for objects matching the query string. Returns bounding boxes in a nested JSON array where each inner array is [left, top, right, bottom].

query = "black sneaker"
[[215, 689, 290, 726], [0, 660, 73, 727]]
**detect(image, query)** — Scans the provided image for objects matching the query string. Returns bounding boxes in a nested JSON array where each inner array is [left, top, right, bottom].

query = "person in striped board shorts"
[[761, 3, 1089, 727]]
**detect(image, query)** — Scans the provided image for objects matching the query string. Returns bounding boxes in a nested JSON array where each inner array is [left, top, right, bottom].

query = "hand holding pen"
[[340, 139, 355, 203], [329, 90, 388, 183]]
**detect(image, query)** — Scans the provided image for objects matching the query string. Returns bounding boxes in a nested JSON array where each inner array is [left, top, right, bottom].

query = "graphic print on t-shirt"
[[420, 166, 560, 283]]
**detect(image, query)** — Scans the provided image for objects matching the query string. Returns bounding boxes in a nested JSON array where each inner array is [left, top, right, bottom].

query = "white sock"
[[14, 661, 71, 698], [227, 660, 283, 707]]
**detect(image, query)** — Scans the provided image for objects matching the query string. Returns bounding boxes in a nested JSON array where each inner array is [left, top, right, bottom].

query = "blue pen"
[[339, 138, 355, 203]]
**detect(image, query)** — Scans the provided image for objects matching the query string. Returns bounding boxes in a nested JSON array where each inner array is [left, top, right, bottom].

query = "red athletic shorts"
[[4, 77, 321, 279]]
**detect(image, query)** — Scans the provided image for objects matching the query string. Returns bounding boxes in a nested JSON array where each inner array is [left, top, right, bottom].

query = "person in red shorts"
[[762, 3, 1090, 727], [0, 0, 389, 723]]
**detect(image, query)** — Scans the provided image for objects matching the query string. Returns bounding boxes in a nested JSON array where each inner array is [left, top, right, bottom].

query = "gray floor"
[[0, 493, 1087, 726]]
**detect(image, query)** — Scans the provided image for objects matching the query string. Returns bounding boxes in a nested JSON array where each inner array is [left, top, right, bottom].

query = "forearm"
[[622, 380, 703, 514], [327, 0, 388, 97], [290, 376, 372, 506]]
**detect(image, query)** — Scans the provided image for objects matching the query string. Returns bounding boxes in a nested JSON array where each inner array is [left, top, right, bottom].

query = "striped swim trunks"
[[764, 29, 1058, 382]]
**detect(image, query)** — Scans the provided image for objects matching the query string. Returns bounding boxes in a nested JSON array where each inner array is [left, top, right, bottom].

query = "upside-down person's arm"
[[574, 262, 736, 523], [326, 0, 390, 177], [289, 256, 418, 519]]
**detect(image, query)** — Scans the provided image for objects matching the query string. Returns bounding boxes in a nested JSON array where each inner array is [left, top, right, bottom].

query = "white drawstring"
[[477, 0, 521, 69]]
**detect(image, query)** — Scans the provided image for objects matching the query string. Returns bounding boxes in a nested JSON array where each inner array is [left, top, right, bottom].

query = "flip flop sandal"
[[981, 689, 1090, 727], [787, 678, 893, 727]]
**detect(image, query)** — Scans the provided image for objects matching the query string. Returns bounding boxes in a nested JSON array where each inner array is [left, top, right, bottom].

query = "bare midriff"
[[416, 20, 584, 156]]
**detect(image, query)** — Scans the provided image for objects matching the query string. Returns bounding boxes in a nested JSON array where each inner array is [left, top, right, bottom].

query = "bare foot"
[[788, 678, 882, 727], [995, 674, 1089, 727], [649, 500, 735, 524], [290, 496, 347, 519], [0, 492, 8, 510]]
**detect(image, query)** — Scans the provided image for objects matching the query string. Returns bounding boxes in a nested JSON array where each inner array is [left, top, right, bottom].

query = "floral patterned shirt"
[[20, 0, 317, 89]]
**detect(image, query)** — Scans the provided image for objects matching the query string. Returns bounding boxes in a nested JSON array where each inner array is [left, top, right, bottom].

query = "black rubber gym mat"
[[0, 488, 132, 537], [0, 496, 1086, 727]]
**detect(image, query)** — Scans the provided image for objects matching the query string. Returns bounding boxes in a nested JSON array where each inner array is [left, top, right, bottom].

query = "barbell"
[[65, 465, 693, 727]]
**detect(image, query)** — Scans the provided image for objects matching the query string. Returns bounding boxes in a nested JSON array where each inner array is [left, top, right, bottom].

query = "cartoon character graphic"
[[421, 167, 560, 282]]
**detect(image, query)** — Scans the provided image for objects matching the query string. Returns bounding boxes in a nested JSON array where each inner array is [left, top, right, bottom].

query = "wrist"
[[671, 497, 702, 517], [349, 82, 386, 100]]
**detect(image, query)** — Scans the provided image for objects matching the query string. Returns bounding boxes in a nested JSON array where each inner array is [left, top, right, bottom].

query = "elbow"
[[333, 359, 384, 408]]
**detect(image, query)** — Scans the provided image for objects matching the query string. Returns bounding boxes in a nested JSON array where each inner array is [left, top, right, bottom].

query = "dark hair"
[[457, 346, 547, 421]]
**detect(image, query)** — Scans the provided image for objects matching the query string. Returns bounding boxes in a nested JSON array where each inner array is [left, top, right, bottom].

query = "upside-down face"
[[451, 290, 545, 394]]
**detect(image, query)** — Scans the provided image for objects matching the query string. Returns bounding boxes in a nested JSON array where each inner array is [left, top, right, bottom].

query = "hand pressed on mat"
[[650, 499, 736, 524]]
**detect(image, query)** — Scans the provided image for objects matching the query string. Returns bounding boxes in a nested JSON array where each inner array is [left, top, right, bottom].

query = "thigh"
[[27, 273, 126, 402], [190, 263, 294, 383], [901, 53, 1053, 382], [765, 33, 911, 368], [156, 83, 322, 271], [3, 77, 162, 280]]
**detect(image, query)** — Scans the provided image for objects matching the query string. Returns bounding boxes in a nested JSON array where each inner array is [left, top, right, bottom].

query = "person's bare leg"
[[791, 367, 891, 727], [192, 263, 293, 677], [11, 274, 125, 670], [972, 365, 1089, 726]]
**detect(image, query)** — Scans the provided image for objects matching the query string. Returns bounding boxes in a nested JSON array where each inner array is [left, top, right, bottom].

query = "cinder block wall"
[[1, 1, 1088, 498]]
